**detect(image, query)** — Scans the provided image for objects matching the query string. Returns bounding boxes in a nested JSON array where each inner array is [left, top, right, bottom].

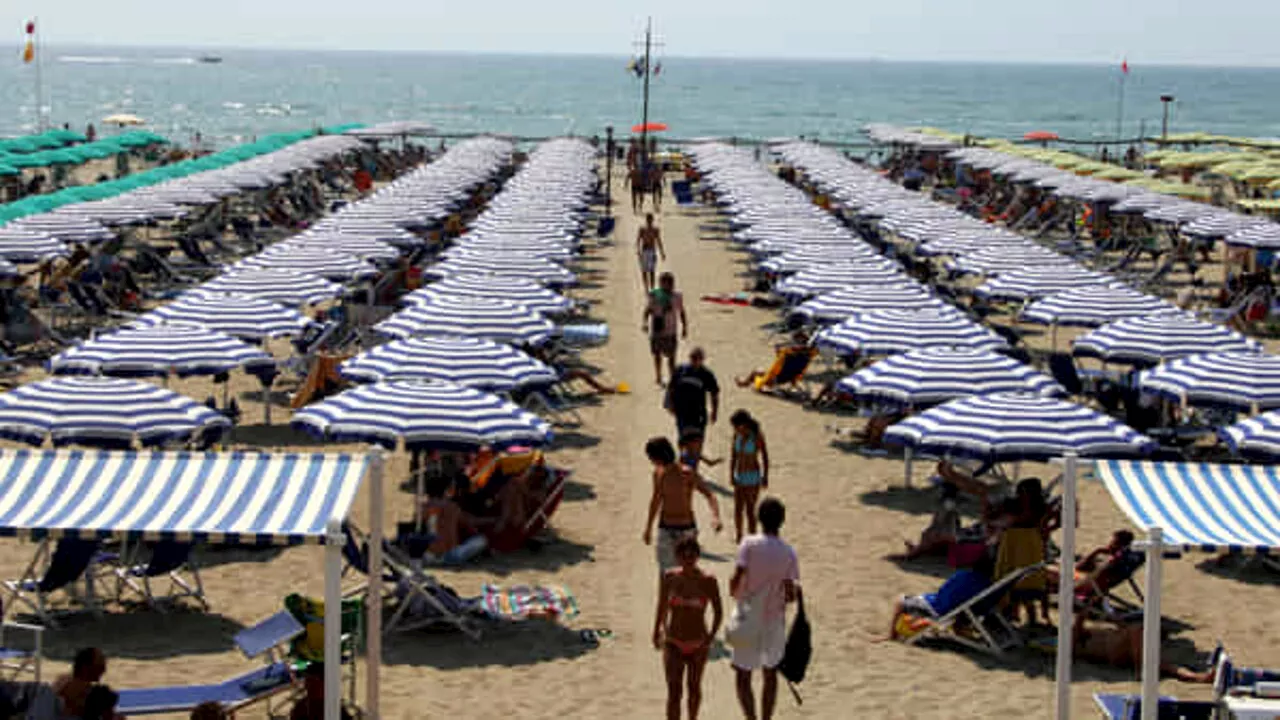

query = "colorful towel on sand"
[[480, 584, 579, 620]]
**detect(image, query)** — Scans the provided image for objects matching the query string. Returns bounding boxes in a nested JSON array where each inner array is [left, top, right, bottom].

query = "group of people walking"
[[635, 210, 803, 720]]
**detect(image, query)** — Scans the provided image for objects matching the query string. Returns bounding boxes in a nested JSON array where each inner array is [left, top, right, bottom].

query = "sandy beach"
[[4, 163, 1280, 720]]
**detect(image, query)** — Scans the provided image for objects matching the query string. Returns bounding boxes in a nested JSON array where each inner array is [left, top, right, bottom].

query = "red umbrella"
[[632, 122, 668, 133], [1023, 130, 1060, 142]]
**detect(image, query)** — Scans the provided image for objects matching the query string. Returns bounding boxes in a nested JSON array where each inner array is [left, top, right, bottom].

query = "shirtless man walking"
[[637, 213, 666, 291], [643, 437, 723, 571], [628, 165, 647, 214]]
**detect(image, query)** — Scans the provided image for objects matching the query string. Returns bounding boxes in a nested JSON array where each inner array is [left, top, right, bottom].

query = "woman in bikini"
[[729, 410, 769, 543], [653, 536, 723, 720]]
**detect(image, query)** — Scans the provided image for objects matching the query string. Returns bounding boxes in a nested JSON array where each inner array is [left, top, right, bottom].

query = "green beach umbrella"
[[6, 153, 47, 168], [0, 164, 18, 177], [41, 149, 82, 166], [75, 144, 115, 160], [3, 137, 41, 154]]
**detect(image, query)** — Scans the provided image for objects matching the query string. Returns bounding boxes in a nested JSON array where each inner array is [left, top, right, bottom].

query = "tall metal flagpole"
[[640, 17, 652, 168], [1115, 60, 1127, 141], [34, 18, 45, 131]]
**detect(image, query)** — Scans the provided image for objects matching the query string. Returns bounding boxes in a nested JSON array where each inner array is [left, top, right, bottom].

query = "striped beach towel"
[[480, 584, 579, 620]]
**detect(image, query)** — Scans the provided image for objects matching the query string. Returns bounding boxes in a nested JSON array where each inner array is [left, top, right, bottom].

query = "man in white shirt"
[[729, 498, 799, 720]]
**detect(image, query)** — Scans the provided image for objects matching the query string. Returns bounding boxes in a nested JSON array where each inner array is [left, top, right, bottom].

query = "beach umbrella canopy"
[[1021, 286, 1177, 327], [792, 284, 946, 323], [102, 114, 146, 127], [814, 308, 1008, 357], [1073, 314, 1262, 365], [773, 262, 909, 300], [374, 295, 555, 346], [632, 122, 668, 133], [282, 234, 402, 263], [132, 293, 312, 341], [0, 376, 229, 448], [948, 246, 1076, 276], [49, 324, 274, 379], [1139, 352, 1280, 412], [759, 245, 884, 274], [426, 255, 578, 287], [291, 380, 552, 451], [1023, 131, 1060, 142], [0, 227, 67, 262], [191, 269, 344, 307], [406, 276, 575, 316], [837, 349, 1064, 408], [1219, 411, 1280, 459], [340, 335, 558, 391], [884, 393, 1154, 462], [974, 267, 1117, 301], [236, 246, 378, 282]]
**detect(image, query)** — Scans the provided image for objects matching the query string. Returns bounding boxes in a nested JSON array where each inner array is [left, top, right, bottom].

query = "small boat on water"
[[197, 55, 223, 64]]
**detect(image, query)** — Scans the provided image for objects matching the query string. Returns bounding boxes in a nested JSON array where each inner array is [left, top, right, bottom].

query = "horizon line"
[[10, 41, 1280, 70]]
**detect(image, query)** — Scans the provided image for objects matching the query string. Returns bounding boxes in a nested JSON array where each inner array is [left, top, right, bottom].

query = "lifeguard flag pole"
[[1115, 58, 1130, 141], [23, 19, 46, 131]]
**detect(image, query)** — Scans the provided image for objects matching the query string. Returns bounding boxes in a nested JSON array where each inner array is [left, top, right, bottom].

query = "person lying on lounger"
[[1046, 529, 1135, 595], [1072, 615, 1218, 683], [419, 474, 489, 565], [882, 551, 996, 641], [890, 482, 962, 561]]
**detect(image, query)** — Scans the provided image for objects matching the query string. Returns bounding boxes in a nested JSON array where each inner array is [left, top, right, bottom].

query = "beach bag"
[[725, 590, 764, 649], [776, 593, 811, 705]]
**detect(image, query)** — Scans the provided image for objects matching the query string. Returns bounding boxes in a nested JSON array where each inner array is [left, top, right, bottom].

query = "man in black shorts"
[[666, 347, 720, 436]]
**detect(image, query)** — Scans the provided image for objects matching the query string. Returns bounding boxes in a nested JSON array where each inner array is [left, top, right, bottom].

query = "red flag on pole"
[[22, 20, 34, 64], [1121, 59, 1129, 75]]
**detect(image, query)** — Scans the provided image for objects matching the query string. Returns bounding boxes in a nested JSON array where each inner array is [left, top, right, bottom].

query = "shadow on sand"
[[382, 620, 597, 669], [42, 609, 247, 661]]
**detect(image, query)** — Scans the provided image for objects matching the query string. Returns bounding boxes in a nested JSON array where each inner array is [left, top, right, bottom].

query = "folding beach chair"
[[0, 622, 43, 683], [339, 524, 482, 640], [1092, 693, 1215, 720], [520, 385, 585, 427], [110, 540, 207, 612], [115, 610, 308, 717], [2, 538, 105, 626], [903, 563, 1047, 656], [750, 346, 818, 400]]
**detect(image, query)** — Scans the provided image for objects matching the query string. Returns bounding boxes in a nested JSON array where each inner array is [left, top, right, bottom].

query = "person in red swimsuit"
[[653, 536, 723, 720]]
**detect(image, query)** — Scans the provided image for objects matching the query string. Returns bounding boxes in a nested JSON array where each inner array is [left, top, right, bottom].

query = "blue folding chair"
[[3, 538, 104, 626], [112, 541, 207, 611]]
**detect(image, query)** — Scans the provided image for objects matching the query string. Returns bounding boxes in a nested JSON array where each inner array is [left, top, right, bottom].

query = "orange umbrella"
[[1024, 130, 1059, 141], [632, 122, 668, 133]]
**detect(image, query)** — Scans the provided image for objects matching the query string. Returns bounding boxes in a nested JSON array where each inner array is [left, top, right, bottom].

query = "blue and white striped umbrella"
[[427, 255, 577, 287], [1021, 286, 1177, 327], [375, 295, 555, 345], [7, 216, 114, 243], [773, 263, 909, 300], [191, 269, 344, 307], [292, 380, 552, 450], [132, 293, 312, 341], [760, 245, 886, 274], [0, 376, 229, 448], [1139, 352, 1280, 411], [884, 393, 1154, 462], [445, 239, 577, 261], [815, 308, 1008, 357], [0, 227, 67, 262], [340, 336, 558, 391], [49, 324, 275, 378], [407, 275, 575, 316], [974, 267, 1117, 301], [1073, 314, 1262, 365], [948, 246, 1076, 276], [837, 349, 1064, 408], [281, 234, 403, 263], [1220, 411, 1280, 459], [0, 258, 18, 279], [236, 245, 378, 281], [793, 284, 945, 323]]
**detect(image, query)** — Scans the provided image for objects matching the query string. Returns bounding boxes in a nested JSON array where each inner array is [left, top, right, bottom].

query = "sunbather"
[[1047, 530, 1135, 598], [653, 537, 723, 720], [734, 332, 812, 390], [891, 482, 962, 561], [420, 474, 489, 565], [643, 437, 723, 571], [1072, 615, 1216, 683], [884, 551, 995, 641], [54, 647, 107, 718]]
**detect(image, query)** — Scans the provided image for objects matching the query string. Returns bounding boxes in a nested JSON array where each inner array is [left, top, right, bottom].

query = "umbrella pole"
[[903, 446, 913, 488], [1053, 453, 1078, 720], [1140, 527, 1163, 720]]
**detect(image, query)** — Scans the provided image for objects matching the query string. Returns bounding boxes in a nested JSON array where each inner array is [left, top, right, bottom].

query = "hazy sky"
[[6, 0, 1280, 66]]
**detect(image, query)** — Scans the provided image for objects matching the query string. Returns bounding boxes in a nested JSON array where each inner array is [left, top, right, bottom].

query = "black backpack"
[[776, 592, 812, 705]]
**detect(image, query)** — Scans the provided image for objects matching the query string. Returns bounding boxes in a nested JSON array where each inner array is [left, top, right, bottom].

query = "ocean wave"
[[154, 57, 196, 65], [222, 102, 246, 110], [59, 55, 126, 64]]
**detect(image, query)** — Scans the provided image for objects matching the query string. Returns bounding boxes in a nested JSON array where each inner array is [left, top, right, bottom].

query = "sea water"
[[2, 46, 1280, 147]]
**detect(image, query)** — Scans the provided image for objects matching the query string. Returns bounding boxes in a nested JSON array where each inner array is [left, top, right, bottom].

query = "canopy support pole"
[[1140, 527, 1163, 720], [1054, 453, 1078, 720], [366, 448, 384, 720], [324, 519, 343, 720], [903, 446, 913, 488]]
